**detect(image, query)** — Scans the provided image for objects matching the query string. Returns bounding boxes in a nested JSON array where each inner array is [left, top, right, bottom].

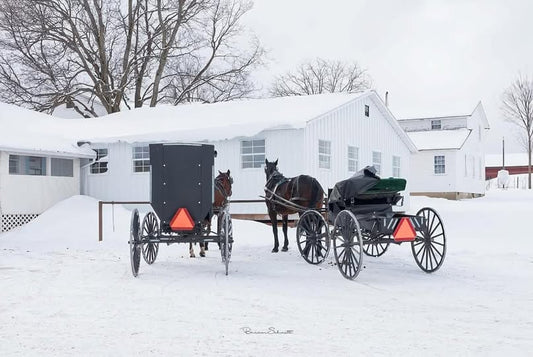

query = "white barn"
[[0, 103, 95, 232], [398, 102, 490, 199], [77, 91, 417, 217]]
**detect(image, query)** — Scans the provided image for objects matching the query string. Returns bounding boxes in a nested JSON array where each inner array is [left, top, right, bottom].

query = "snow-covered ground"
[[1, 191, 532, 356]]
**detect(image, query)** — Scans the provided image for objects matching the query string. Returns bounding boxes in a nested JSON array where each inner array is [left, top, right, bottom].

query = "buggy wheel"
[[363, 233, 390, 257], [332, 210, 363, 280], [411, 207, 446, 273], [219, 210, 233, 275], [129, 209, 141, 277], [141, 212, 159, 265], [296, 210, 330, 264]]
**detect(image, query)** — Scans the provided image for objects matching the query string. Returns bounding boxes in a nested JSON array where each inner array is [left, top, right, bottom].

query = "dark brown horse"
[[264, 159, 324, 253], [189, 170, 233, 257]]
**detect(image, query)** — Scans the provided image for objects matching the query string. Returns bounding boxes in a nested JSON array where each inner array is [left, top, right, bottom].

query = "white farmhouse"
[[398, 103, 490, 199], [0, 103, 95, 232], [78, 91, 417, 218]]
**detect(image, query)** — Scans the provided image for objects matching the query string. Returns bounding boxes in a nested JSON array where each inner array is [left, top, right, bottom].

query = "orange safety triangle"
[[393, 217, 416, 242], [170, 208, 195, 231]]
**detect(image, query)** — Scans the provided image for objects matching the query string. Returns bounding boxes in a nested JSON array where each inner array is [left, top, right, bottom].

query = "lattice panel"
[[1, 214, 39, 232]]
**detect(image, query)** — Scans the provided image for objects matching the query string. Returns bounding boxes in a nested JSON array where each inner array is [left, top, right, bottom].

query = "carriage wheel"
[[296, 210, 330, 264], [332, 210, 363, 280], [362, 232, 390, 257], [141, 212, 159, 265], [219, 211, 233, 275], [129, 209, 141, 277], [411, 207, 446, 273]]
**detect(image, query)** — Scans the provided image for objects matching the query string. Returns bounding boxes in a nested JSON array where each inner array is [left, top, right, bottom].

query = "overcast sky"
[[243, 0, 533, 153]]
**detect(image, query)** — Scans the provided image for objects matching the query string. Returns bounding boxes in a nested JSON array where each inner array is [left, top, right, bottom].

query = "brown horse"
[[264, 159, 324, 253], [189, 170, 233, 257]]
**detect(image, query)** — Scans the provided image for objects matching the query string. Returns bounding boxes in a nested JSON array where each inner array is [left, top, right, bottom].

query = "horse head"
[[264, 159, 279, 181], [216, 169, 233, 197]]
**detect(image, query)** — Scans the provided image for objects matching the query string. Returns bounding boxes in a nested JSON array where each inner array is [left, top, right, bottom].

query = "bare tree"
[[0, 0, 263, 116], [270, 58, 371, 97], [502, 75, 533, 189]]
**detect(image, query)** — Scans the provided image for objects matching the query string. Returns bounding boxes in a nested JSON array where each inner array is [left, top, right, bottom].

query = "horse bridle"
[[215, 175, 232, 199]]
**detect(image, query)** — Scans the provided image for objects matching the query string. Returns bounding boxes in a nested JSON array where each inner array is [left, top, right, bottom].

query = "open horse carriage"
[[129, 143, 233, 277], [267, 164, 446, 280]]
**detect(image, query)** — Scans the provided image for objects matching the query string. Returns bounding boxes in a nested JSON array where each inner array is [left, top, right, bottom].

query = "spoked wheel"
[[219, 210, 233, 275], [141, 212, 159, 265], [129, 209, 141, 277], [411, 207, 446, 273], [332, 210, 363, 280], [362, 233, 390, 257], [296, 210, 330, 264]]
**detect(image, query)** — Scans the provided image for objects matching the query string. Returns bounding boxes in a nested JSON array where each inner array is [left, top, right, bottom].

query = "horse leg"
[[199, 242, 206, 257], [269, 210, 279, 253], [189, 242, 195, 258], [281, 215, 289, 252]]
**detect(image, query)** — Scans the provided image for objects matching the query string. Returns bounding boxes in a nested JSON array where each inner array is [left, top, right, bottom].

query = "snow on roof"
[[0, 102, 95, 158], [406, 128, 471, 150], [398, 114, 470, 121], [485, 153, 529, 167], [76, 92, 369, 143]]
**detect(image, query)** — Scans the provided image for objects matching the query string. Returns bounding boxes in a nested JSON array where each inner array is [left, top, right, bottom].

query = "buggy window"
[[241, 139, 265, 169]]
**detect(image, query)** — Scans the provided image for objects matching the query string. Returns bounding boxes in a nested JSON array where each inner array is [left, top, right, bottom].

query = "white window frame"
[[372, 151, 382, 175], [431, 120, 442, 130], [132, 146, 150, 173], [241, 139, 265, 169], [347, 146, 359, 173], [434, 155, 445, 174], [91, 148, 108, 174], [392, 156, 401, 177], [319, 140, 331, 169]]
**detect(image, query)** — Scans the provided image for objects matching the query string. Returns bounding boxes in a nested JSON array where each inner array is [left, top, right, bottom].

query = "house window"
[[348, 146, 359, 172], [319, 140, 331, 169], [364, 104, 370, 117], [91, 148, 108, 174], [431, 120, 441, 130], [434, 155, 445, 174], [51, 158, 73, 177], [392, 156, 401, 177], [133, 146, 150, 173], [8, 155, 46, 176], [241, 139, 265, 169], [372, 151, 382, 175]]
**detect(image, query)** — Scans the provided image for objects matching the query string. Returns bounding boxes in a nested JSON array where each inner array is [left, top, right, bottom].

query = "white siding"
[[84, 93, 413, 213], [0, 151, 81, 215], [303, 97, 412, 190], [409, 150, 457, 192]]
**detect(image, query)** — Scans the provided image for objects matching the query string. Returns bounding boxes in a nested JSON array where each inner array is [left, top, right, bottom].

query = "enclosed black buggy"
[[129, 143, 233, 277]]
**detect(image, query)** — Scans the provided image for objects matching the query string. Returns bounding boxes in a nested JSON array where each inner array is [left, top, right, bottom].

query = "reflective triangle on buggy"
[[393, 217, 416, 242], [170, 208, 195, 231]]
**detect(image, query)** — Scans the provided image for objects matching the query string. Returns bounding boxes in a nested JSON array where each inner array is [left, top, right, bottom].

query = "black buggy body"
[[150, 143, 214, 234], [128, 143, 233, 277]]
